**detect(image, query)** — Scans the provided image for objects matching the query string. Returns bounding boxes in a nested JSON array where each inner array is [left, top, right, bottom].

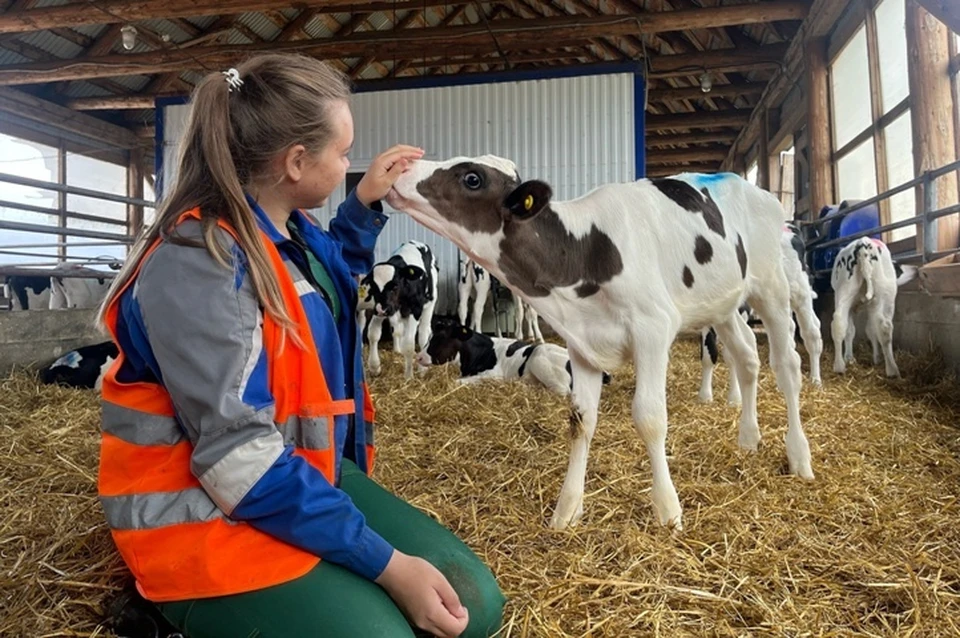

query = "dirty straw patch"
[[3, 340, 960, 637]]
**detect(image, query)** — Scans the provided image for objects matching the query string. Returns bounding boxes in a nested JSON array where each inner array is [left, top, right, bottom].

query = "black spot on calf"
[[575, 282, 601, 297], [735, 234, 747, 278], [694, 235, 713, 265], [651, 179, 726, 238], [702, 328, 718, 365], [682, 266, 695, 288]]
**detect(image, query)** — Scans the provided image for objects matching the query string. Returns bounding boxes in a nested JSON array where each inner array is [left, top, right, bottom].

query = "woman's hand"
[[375, 550, 469, 638], [355, 145, 424, 207]]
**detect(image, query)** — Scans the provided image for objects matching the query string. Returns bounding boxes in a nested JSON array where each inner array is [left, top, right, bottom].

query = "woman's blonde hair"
[[99, 54, 351, 330]]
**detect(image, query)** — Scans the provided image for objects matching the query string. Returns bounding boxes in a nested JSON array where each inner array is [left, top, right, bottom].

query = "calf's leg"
[[749, 281, 814, 480], [714, 314, 760, 450], [367, 316, 384, 376], [549, 349, 605, 530], [630, 329, 683, 530]]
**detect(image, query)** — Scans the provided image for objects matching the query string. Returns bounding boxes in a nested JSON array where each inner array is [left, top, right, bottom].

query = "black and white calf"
[[699, 223, 823, 404], [457, 257, 493, 333], [388, 156, 813, 531], [6, 275, 55, 310], [459, 257, 545, 342], [831, 237, 903, 378], [39, 341, 118, 390], [417, 317, 572, 395], [361, 240, 439, 380]]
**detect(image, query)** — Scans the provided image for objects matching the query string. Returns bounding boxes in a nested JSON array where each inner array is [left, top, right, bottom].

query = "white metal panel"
[[161, 72, 635, 313]]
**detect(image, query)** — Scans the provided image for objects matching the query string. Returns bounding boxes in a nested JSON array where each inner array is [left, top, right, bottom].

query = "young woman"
[[97, 53, 504, 638]]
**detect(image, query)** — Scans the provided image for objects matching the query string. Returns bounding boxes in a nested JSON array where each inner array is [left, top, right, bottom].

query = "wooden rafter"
[[0, 0, 479, 35], [646, 108, 752, 131], [646, 130, 739, 147], [0, 4, 801, 86]]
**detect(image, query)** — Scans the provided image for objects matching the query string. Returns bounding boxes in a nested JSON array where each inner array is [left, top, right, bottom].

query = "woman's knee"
[[455, 566, 506, 638]]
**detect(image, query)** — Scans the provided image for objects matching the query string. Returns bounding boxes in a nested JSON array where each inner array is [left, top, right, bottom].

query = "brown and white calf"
[[387, 156, 813, 531], [699, 223, 823, 404]]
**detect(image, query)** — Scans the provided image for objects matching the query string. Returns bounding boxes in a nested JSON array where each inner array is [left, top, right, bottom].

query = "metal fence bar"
[[927, 202, 960, 222], [0, 249, 122, 261], [806, 216, 924, 251], [0, 241, 122, 250], [0, 171, 156, 208], [802, 158, 960, 230], [0, 265, 117, 278], [0, 198, 129, 227], [0, 219, 134, 243]]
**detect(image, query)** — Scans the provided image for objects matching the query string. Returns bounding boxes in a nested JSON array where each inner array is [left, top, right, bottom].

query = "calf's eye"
[[463, 172, 483, 190]]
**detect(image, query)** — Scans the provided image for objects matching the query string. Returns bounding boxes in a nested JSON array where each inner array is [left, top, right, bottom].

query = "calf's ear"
[[503, 180, 552, 220]]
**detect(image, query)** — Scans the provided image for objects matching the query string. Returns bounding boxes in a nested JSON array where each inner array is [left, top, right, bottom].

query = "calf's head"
[[417, 318, 473, 367], [361, 262, 426, 317], [385, 155, 553, 260]]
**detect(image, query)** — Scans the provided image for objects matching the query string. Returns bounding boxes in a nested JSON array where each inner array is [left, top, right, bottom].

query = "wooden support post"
[[907, 0, 959, 254], [127, 149, 144, 241], [805, 36, 833, 217], [758, 109, 771, 190]]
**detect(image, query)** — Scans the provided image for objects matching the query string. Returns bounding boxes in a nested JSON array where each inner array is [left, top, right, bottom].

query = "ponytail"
[[99, 54, 351, 335]]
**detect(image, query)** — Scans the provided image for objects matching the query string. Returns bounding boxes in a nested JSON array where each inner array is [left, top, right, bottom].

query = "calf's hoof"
[[697, 391, 713, 404], [549, 498, 583, 530]]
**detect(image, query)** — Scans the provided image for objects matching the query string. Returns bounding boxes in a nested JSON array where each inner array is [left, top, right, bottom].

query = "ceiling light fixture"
[[120, 25, 138, 51], [699, 71, 712, 93]]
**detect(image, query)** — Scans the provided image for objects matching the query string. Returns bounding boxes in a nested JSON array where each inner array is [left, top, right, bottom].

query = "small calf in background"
[[39, 341, 118, 390], [417, 318, 572, 394], [831, 237, 907, 378], [459, 258, 545, 343], [361, 240, 439, 379]]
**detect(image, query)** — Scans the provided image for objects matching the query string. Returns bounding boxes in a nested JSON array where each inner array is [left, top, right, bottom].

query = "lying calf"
[[416, 319, 572, 395], [39, 341, 118, 390]]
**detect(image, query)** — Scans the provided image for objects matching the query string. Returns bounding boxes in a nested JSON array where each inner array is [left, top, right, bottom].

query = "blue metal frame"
[[153, 63, 647, 196]]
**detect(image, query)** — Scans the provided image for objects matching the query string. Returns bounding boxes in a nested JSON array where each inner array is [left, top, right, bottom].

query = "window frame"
[[827, 0, 913, 244]]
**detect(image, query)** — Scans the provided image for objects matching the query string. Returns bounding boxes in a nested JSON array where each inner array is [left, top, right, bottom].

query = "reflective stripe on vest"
[[98, 208, 368, 602]]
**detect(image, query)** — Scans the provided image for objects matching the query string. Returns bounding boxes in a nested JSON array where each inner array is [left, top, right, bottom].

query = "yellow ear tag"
[[524, 194, 534, 211]]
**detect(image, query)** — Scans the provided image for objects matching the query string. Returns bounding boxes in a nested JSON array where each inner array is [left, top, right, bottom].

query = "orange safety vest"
[[99, 208, 376, 602]]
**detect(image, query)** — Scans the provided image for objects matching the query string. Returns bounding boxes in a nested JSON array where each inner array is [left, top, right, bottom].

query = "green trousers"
[[158, 460, 505, 638]]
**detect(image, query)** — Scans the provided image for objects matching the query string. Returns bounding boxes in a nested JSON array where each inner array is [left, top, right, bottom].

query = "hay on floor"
[[2, 339, 960, 637]]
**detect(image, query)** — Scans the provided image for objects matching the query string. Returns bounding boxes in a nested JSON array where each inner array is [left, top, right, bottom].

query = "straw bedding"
[[2, 338, 959, 637]]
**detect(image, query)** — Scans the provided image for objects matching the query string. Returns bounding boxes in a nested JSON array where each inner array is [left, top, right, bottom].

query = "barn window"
[[0, 133, 60, 266], [828, 0, 914, 243], [65, 153, 128, 266]]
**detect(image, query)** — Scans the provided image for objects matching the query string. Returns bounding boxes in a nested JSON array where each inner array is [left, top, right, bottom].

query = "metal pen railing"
[[802, 158, 960, 277], [0, 170, 154, 276]]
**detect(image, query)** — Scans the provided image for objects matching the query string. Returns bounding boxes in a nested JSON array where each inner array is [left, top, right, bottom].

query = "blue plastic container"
[[810, 200, 881, 276]]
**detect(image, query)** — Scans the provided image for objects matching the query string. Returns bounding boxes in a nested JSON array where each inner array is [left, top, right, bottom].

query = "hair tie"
[[222, 68, 243, 93]]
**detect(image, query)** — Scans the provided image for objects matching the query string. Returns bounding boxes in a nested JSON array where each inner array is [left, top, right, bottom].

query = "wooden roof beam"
[[0, 87, 140, 149], [0, 10, 796, 85], [646, 109, 752, 131], [0, 0, 478, 35], [652, 81, 766, 102], [647, 163, 720, 176], [646, 131, 739, 147], [646, 145, 731, 163]]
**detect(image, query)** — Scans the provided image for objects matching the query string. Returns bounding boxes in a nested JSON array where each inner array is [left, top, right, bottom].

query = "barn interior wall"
[[816, 290, 960, 376], [160, 70, 638, 317], [0, 309, 102, 376]]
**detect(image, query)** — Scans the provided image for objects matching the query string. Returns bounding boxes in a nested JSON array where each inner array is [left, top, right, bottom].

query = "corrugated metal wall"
[[161, 71, 636, 313]]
